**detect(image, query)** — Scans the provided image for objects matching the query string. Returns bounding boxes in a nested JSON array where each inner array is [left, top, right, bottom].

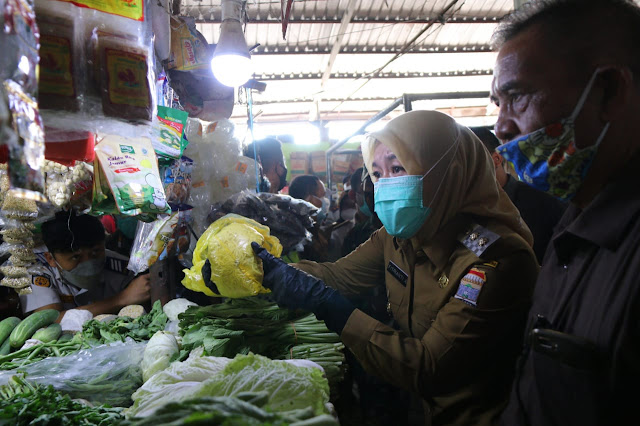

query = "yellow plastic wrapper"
[[182, 214, 282, 298]]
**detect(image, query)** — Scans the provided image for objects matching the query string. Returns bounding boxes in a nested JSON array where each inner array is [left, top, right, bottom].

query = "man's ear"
[[491, 152, 504, 169], [599, 66, 634, 122], [43, 252, 57, 268]]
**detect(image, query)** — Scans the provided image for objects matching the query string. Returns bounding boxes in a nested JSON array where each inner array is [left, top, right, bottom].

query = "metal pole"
[[325, 97, 403, 195], [403, 93, 412, 112]]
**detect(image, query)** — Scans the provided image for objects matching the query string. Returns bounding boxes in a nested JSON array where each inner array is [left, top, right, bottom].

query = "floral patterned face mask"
[[496, 70, 610, 201]]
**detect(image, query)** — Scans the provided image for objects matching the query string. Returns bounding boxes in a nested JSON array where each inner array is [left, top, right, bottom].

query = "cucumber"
[[32, 323, 62, 343], [0, 338, 10, 356], [0, 317, 21, 347], [57, 333, 74, 343], [9, 309, 60, 348]]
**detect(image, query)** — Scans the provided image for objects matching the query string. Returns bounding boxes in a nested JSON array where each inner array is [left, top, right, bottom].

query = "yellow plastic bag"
[[182, 214, 282, 298]]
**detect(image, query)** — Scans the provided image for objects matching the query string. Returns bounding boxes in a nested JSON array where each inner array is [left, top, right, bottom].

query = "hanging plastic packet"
[[92, 30, 155, 122], [163, 156, 193, 205], [3, 81, 46, 201], [0, 0, 39, 96], [92, 135, 171, 217], [127, 212, 179, 275], [152, 106, 189, 159], [36, 2, 81, 112]]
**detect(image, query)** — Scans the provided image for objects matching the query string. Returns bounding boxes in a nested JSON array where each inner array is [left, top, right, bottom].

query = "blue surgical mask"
[[497, 69, 610, 201], [359, 201, 373, 217], [373, 138, 459, 239]]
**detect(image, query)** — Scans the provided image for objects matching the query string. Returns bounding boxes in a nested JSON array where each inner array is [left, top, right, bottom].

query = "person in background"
[[489, 1, 640, 424], [470, 126, 567, 264], [327, 189, 358, 261], [288, 174, 330, 223], [243, 137, 288, 193], [341, 167, 383, 257], [253, 110, 539, 425], [288, 174, 332, 261], [22, 212, 150, 319]]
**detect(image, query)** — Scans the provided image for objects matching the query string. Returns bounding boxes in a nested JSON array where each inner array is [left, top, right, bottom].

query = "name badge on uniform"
[[387, 261, 408, 287]]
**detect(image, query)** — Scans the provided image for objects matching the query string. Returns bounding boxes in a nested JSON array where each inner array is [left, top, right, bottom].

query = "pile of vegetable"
[[178, 298, 346, 388], [80, 300, 168, 344], [123, 394, 337, 426], [0, 340, 147, 407], [126, 351, 332, 420], [0, 375, 124, 425]]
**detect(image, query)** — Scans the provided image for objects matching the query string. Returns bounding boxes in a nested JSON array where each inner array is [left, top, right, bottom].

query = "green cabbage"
[[140, 331, 180, 382], [126, 351, 330, 419]]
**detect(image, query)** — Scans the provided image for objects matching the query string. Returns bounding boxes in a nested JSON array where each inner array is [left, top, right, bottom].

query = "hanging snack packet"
[[3, 81, 45, 201], [36, 10, 79, 111], [93, 135, 171, 217], [92, 31, 154, 122], [163, 156, 193, 205], [153, 106, 189, 158]]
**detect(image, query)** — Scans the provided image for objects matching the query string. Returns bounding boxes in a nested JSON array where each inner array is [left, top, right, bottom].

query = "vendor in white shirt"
[[20, 212, 151, 318]]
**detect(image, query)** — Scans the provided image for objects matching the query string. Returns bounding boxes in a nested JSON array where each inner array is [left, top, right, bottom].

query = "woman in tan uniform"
[[253, 110, 539, 425]]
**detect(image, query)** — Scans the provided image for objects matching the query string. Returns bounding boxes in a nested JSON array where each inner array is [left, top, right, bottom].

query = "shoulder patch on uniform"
[[459, 224, 500, 257], [105, 257, 127, 274], [454, 267, 486, 306], [32, 275, 51, 288]]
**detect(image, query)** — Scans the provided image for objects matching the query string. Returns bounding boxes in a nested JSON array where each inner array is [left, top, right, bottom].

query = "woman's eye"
[[372, 171, 381, 179], [391, 166, 404, 174]]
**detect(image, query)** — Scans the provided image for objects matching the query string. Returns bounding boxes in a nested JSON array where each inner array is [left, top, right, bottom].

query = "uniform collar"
[[555, 178, 640, 251], [418, 214, 471, 271]]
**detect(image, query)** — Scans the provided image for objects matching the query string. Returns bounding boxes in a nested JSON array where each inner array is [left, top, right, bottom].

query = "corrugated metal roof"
[[181, 0, 512, 129]]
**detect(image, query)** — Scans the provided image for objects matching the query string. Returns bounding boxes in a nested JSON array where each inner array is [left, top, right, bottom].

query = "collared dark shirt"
[[501, 178, 640, 426], [503, 174, 567, 264]]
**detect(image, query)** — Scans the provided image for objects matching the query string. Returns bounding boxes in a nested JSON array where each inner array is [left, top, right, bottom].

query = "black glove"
[[252, 242, 355, 334]]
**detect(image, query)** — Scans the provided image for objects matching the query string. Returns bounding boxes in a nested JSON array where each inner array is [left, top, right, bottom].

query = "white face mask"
[[56, 258, 105, 290], [340, 208, 357, 222]]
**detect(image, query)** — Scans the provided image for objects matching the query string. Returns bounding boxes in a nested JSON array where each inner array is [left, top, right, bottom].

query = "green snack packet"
[[152, 106, 189, 159]]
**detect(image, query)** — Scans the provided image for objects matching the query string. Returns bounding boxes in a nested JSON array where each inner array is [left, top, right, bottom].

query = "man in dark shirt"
[[471, 127, 567, 264], [489, 1, 640, 424]]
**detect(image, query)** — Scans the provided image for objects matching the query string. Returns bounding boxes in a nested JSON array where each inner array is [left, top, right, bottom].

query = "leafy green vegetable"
[[0, 375, 124, 425], [80, 300, 168, 345], [0, 335, 89, 370], [177, 298, 346, 390], [127, 351, 331, 419], [198, 353, 330, 416], [123, 394, 338, 426], [141, 331, 179, 382]]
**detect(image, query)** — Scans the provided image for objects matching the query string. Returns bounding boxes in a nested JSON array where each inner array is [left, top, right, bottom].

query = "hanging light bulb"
[[211, 0, 251, 87]]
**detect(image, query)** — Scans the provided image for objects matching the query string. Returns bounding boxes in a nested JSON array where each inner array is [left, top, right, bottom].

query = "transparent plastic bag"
[[0, 340, 146, 407], [127, 213, 178, 275], [182, 214, 283, 298]]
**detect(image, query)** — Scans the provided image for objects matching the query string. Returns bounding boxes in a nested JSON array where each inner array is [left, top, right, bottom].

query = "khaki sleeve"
[[340, 249, 537, 397], [294, 229, 387, 298]]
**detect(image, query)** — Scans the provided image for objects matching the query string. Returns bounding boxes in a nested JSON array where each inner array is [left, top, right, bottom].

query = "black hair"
[[243, 138, 284, 169], [470, 127, 500, 152], [492, 0, 640, 79], [41, 212, 105, 254], [289, 175, 321, 201]]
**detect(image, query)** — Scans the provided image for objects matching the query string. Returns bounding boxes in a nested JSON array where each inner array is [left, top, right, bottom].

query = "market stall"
[[0, 0, 346, 423]]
